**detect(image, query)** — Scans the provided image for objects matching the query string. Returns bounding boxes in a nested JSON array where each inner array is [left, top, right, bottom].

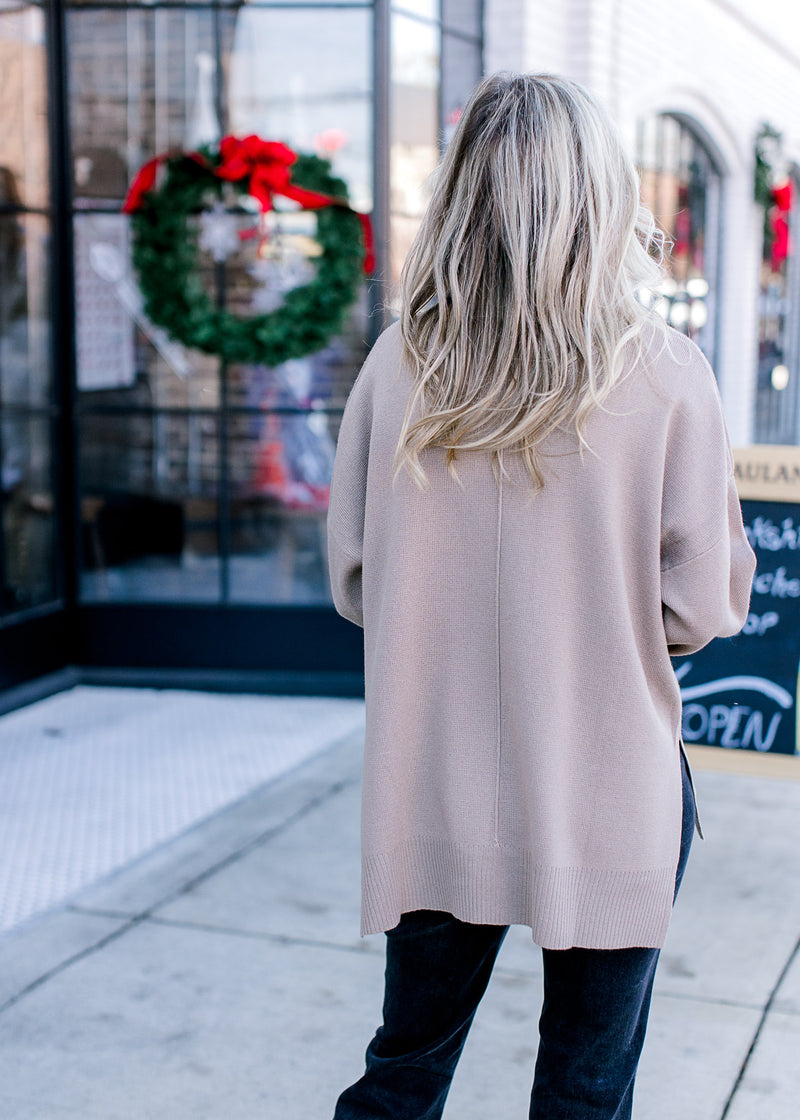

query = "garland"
[[754, 123, 783, 258], [754, 123, 782, 211], [123, 136, 374, 366]]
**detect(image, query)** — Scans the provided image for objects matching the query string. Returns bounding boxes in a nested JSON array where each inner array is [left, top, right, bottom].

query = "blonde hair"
[[396, 72, 667, 489]]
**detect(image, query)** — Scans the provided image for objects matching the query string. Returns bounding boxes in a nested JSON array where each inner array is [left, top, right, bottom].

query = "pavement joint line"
[[145, 773, 360, 912], [489, 966, 766, 1012], [142, 913, 383, 956], [0, 915, 147, 1017], [718, 929, 800, 1120], [648, 988, 764, 1013], [67, 904, 138, 920]]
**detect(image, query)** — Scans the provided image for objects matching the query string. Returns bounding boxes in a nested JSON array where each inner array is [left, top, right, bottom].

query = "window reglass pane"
[[228, 411, 337, 604], [2, 415, 56, 610], [754, 171, 800, 443], [79, 413, 221, 603], [69, 8, 217, 204], [0, 5, 49, 209], [393, 0, 440, 19], [226, 296, 370, 414], [223, 6, 373, 212], [441, 32, 481, 141], [221, 5, 373, 404], [0, 213, 51, 407], [74, 212, 221, 408], [390, 12, 440, 285], [441, 0, 481, 37]]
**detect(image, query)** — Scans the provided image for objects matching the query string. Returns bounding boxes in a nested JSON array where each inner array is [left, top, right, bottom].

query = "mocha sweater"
[[327, 322, 755, 949]]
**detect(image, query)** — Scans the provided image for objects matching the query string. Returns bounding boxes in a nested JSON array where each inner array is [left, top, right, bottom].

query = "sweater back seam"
[[493, 471, 504, 845]]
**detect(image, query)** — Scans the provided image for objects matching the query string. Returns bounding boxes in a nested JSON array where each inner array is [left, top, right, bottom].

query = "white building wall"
[[485, 0, 800, 445]]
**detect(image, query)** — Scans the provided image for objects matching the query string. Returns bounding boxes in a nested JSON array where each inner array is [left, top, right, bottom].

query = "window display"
[[753, 127, 799, 444], [0, 0, 481, 672], [70, 1, 375, 606], [637, 114, 721, 365]]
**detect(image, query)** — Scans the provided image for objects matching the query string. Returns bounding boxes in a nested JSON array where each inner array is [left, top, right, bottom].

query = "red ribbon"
[[122, 150, 207, 215], [122, 135, 375, 274], [772, 180, 793, 213], [770, 179, 794, 272]]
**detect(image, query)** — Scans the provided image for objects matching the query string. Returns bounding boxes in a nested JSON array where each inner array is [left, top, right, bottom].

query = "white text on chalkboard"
[[682, 703, 781, 751], [745, 517, 800, 551], [742, 611, 780, 636], [752, 567, 800, 597]]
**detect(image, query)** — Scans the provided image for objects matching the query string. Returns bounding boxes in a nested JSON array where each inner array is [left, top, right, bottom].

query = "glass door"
[[66, 0, 375, 680], [0, 1, 66, 689]]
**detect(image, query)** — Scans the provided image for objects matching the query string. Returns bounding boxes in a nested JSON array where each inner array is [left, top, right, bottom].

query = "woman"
[[327, 73, 755, 1120]]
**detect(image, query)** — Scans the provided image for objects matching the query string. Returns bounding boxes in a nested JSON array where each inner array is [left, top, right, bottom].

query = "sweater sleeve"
[[326, 353, 375, 629], [660, 347, 756, 658]]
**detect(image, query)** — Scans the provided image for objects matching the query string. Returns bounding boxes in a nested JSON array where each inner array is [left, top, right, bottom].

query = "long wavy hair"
[[395, 72, 667, 489]]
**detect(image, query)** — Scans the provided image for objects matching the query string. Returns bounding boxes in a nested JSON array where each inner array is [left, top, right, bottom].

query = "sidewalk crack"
[[718, 931, 800, 1119], [0, 917, 145, 1016]]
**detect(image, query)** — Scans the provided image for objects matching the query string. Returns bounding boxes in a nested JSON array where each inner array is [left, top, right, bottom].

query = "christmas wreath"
[[123, 135, 374, 366]]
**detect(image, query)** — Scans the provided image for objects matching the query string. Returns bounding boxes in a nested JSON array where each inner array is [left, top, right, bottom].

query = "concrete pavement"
[[1, 711, 800, 1118]]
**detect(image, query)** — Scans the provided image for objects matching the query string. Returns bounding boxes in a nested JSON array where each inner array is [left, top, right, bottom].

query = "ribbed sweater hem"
[[361, 836, 675, 949]]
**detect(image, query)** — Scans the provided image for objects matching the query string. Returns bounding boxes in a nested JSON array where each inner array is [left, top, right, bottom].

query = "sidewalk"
[[1, 701, 800, 1118]]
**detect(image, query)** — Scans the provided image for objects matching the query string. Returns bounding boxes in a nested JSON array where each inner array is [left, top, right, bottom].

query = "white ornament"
[[248, 250, 316, 313], [198, 203, 240, 262]]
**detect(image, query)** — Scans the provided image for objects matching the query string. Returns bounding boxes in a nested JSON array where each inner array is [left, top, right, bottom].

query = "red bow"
[[770, 179, 794, 271], [122, 136, 375, 274], [216, 136, 326, 212]]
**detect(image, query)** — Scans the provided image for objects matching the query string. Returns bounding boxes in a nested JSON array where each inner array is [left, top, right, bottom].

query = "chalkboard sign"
[[673, 446, 800, 755]]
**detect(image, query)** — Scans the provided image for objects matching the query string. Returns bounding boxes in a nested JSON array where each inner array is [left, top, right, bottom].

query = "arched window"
[[753, 161, 800, 444], [636, 115, 722, 366]]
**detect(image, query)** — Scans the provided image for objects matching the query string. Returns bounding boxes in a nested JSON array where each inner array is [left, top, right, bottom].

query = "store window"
[[389, 0, 481, 285], [65, 0, 481, 614], [753, 158, 800, 444], [68, 1, 374, 607], [0, 2, 488, 684], [0, 2, 57, 615], [637, 114, 722, 366]]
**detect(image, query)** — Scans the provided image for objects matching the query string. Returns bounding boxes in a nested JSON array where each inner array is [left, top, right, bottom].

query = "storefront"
[[0, 0, 482, 695]]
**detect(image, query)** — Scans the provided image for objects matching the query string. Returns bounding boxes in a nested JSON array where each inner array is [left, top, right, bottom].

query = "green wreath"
[[125, 139, 370, 366]]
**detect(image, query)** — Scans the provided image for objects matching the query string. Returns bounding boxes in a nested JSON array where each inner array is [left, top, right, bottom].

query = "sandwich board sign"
[[673, 445, 800, 755]]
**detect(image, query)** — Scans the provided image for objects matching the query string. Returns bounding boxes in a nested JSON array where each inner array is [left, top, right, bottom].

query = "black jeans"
[[334, 753, 696, 1120]]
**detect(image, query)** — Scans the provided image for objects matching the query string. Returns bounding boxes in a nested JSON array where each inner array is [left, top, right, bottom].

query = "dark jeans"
[[334, 752, 696, 1120]]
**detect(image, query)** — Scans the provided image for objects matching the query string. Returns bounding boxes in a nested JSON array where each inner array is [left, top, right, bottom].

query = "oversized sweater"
[[327, 322, 755, 949]]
